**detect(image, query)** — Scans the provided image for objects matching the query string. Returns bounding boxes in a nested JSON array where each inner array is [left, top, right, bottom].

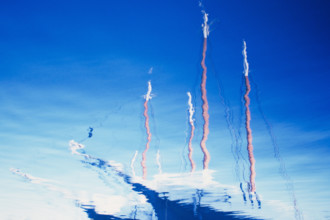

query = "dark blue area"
[[88, 127, 93, 138], [83, 206, 133, 220], [0, 0, 328, 129]]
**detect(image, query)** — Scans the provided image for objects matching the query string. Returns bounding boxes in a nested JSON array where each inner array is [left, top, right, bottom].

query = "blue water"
[[1, 1, 330, 219]]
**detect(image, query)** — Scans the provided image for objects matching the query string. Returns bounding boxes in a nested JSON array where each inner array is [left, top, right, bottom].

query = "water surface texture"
[[1, 1, 330, 220]]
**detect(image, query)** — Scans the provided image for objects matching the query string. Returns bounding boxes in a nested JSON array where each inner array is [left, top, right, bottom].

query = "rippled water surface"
[[1, 1, 330, 220]]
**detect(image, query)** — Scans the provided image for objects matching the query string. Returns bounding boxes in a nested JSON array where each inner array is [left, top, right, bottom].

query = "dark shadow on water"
[[81, 157, 263, 220], [83, 205, 133, 220]]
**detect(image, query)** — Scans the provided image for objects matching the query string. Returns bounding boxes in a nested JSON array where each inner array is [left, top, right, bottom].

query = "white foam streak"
[[69, 140, 88, 157], [156, 149, 162, 174], [202, 10, 209, 38], [144, 81, 152, 101], [243, 41, 249, 76], [187, 92, 195, 124], [130, 151, 138, 177], [10, 168, 50, 184]]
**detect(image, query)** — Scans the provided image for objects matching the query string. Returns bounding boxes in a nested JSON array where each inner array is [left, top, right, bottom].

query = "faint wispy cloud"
[[148, 67, 153, 74]]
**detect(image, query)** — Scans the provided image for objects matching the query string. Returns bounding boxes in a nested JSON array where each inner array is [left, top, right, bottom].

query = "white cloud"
[[243, 40, 249, 76], [202, 10, 210, 38]]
